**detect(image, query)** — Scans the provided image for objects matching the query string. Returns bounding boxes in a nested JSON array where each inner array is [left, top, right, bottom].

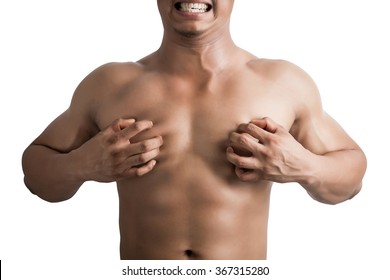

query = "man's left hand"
[[226, 117, 311, 183]]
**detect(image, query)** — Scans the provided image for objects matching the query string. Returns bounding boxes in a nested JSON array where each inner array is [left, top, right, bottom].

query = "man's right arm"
[[22, 131, 88, 203], [22, 64, 163, 202]]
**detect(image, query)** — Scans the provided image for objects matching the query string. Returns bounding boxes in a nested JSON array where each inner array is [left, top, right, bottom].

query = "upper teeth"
[[180, 3, 208, 13]]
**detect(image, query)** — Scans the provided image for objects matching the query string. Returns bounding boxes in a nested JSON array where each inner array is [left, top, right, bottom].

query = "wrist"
[[66, 148, 91, 183], [296, 152, 340, 204], [296, 150, 321, 190]]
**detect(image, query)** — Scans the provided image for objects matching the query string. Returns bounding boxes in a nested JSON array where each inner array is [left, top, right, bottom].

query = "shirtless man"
[[22, 0, 366, 260]]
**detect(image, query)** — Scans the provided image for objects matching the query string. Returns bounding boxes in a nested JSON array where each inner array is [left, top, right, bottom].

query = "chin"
[[175, 28, 205, 38]]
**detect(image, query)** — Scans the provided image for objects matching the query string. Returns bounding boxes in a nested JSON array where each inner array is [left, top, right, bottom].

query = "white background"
[[1, 0, 389, 279]]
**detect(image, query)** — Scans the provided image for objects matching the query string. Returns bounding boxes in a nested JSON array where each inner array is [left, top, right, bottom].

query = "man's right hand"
[[75, 118, 163, 182]]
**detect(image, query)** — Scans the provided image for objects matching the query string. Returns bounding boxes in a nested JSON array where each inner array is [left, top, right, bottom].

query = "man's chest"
[[95, 75, 295, 160]]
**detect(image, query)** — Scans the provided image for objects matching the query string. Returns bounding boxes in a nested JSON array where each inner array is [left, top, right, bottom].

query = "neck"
[[153, 27, 238, 76]]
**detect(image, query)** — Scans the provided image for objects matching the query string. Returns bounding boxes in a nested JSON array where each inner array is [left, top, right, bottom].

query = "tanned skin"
[[22, 0, 366, 260]]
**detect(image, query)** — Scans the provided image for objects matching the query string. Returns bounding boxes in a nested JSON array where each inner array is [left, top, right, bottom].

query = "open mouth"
[[174, 2, 212, 13]]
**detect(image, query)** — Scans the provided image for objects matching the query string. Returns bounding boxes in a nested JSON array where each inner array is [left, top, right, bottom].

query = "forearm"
[[22, 145, 85, 202], [299, 148, 367, 204]]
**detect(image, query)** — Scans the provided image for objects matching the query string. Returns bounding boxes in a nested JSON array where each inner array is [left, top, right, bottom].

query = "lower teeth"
[[176, 3, 210, 13], [186, 8, 206, 12]]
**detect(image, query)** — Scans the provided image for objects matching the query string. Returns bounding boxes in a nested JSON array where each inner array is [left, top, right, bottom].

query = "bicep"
[[30, 64, 115, 152], [32, 107, 97, 153], [291, 110, 360, 155], [286, 64, 359, 155], [32, 69, 103, 153]]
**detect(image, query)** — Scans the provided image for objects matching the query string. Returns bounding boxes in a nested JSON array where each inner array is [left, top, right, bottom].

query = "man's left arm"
[[227, 62, 367, 204]]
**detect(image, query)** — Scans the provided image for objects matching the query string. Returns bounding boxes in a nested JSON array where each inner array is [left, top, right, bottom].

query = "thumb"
[[110, 118, 136, 132]]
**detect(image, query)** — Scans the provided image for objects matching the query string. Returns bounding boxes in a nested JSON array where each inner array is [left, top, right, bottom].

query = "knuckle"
[[133, 120, 152, 132], [107, 135, 118, 145], [263, 149, 274, 160], [109, 149, 121, 160], [139, 141, 152, 152], [137, 153, 149, 164], [237, 159, 247, 168], [267, 134, 279, 145], [108, 149, 117, 158], [247, 123, 256, 131], [238, 134, 248, 145], [133, 121, 144, 131]]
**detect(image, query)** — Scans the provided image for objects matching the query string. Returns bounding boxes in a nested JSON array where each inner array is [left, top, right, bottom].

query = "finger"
[[121, 120, 154, 140], [110, 118, 136, 132], [250, 117, 279, 133], [235, 167, 261, 182], [135, 160, 157, 176], [124, 160, 157, 177], [237, 123, 269, 143], [229, 132, 265, 154], [226, 147, 259, 170], [126, 147, 161, 167], [127, 136, 163, 156]]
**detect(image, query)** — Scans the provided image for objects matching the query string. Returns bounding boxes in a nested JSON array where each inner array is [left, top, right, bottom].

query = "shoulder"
[[70, 62, 144, 107], [64, 62, 145, 129], [249, 58, 322, 118], [248, 59, 318, 92], [74, 62, 144, 96]]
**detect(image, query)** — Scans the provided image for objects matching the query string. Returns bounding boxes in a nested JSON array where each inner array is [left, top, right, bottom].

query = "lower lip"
[[176, 10, 210, 17], [174, 5, 212, 17]]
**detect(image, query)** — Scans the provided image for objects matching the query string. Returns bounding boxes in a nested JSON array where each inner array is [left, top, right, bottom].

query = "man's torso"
[[93, 56, 296, 259]]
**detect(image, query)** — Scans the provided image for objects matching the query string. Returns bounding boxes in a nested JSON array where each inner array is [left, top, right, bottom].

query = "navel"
[[184, 249, 195, 258]]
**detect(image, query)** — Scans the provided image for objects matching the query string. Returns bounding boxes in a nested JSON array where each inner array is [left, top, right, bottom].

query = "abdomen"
[[117, 154, 272, 260]]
